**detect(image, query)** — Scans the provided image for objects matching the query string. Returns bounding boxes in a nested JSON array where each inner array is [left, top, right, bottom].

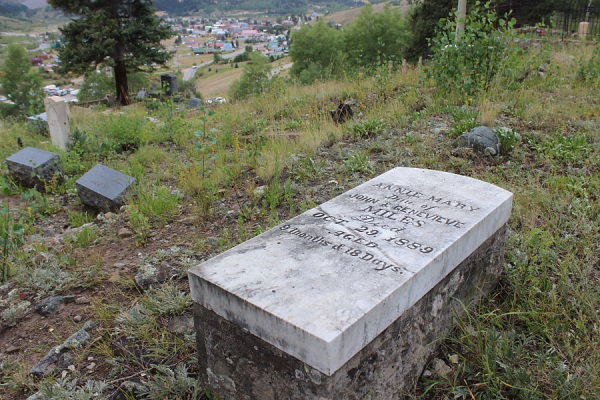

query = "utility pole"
[[455, 0, 467, 41]]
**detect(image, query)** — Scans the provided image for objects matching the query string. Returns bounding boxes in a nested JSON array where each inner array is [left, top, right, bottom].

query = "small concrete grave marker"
[[189, 167, 513, 399], [75, 164, 135, 210], [44, 96, 70, 150], [5, 147, 63, 191]]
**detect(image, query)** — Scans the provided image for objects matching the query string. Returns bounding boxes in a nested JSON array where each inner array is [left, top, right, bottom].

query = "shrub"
[[425, 1, 517, 99]]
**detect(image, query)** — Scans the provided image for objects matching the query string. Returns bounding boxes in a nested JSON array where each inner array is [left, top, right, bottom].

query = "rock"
[[35, 295, 77, 316], [179, 216, 197, 225], [330, 103, 354, 124], [29, 320, 94, 378], [254, 186, 267, 198], [431, 358, 453, 377], [57, 352, 74, 369], [74, 296, 91, 305], [134, 262, 175, 291], [32, 253, 51, 266], [167, 314, 195, 335], [117, 227, 134, 239], [5, 345, 20, 354], [73, 315, 82, 322], [455, 126, 499, 156]]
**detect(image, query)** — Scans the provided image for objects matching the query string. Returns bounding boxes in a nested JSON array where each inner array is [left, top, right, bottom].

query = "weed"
[[449, 106, 479, 137], [134, 185, 181, 228], [144, 363, 201, 400], [142, 283, 192, 316], [64, 224, 100, 248], [129, 207, 151, 245], [66, 209, 95, 229], [343, 150, 374, 175], [495, 127, 519, 156], [0, 206, 24, 283], [37, 378, 110, 399], [349, 118, 386, 140], [541, 134, 591, 164], [194, 106, 218, 180]]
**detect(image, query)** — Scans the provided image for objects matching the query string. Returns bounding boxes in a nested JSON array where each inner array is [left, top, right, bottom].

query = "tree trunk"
[[114, 59, 129, 106]]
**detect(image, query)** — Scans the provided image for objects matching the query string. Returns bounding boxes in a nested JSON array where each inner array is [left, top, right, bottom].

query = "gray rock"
[[117, 227, 134, 239], [187, 97, 203, 109], [134, 262, 175, 291], [167, 314, 194, 335], [35, 295, 76, 316], [29, 320, 94, 378], [455, 126, 499, 156]]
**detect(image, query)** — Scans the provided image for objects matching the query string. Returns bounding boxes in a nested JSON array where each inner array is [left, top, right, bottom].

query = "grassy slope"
[[0, 42, 598, 399]]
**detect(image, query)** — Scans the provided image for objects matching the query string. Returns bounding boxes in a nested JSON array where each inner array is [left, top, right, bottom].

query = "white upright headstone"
[[44, 96, 70, 150]]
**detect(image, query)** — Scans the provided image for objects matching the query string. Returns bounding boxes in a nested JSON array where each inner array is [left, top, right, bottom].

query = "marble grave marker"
[[189, 167, 513, 399]]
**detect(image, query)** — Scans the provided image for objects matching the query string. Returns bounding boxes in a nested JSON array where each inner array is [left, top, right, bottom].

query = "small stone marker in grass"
[[5, 147, 63, 191], [188, 167, 513, 399], [75, 164, 135, 210]]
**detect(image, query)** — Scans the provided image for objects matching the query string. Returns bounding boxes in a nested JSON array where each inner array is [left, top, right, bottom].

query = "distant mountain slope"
[[22, 0, 48, 9], [153, 0, 367, 15]]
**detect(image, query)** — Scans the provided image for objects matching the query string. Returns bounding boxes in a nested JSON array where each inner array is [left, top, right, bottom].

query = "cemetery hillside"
[[0, 0, 599, 399]]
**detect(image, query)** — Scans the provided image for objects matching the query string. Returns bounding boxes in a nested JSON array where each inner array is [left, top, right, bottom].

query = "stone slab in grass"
[[5, 147, 63, 191], [75, 164, 135, 210]]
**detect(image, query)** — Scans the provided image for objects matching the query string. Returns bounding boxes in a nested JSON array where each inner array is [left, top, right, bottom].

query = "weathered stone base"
[[5, 148, 63, 192], [194, 225, 507, 400]]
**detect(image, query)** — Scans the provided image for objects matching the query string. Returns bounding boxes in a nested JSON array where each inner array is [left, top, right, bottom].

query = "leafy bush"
[[425, 1, 516, 99]]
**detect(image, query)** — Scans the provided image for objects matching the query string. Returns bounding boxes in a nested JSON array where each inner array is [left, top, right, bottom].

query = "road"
[[182, 47, 250, 81], [182, 46, 268, 81]]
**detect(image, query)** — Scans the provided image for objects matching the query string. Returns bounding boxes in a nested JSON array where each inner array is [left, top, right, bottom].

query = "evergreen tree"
[[48, 0, 172, 106], [0, 44, 44, 117]]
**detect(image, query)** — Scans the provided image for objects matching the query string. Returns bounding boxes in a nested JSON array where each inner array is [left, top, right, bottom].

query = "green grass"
[[0, 41, 598, 399]]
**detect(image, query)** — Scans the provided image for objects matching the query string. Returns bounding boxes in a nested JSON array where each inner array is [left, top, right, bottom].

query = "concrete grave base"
[[194, 225, 507, 400]]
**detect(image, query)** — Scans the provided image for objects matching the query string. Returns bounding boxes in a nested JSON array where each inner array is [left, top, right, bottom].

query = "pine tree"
[[48, 0, 172, 106]]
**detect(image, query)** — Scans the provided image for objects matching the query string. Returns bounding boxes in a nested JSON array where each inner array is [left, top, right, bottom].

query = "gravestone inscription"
[[75, 164, 135, 210], [189, 167, 513, 399], [5, 147, 63, 191]]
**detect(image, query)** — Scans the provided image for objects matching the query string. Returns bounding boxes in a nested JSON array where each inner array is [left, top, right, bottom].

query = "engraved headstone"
[[161, 74, 178, 96], [44, 96, 70, 150], [189, 167, 513, 399], [75, 164, 135, 210], [5, 147, 63, 191]]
